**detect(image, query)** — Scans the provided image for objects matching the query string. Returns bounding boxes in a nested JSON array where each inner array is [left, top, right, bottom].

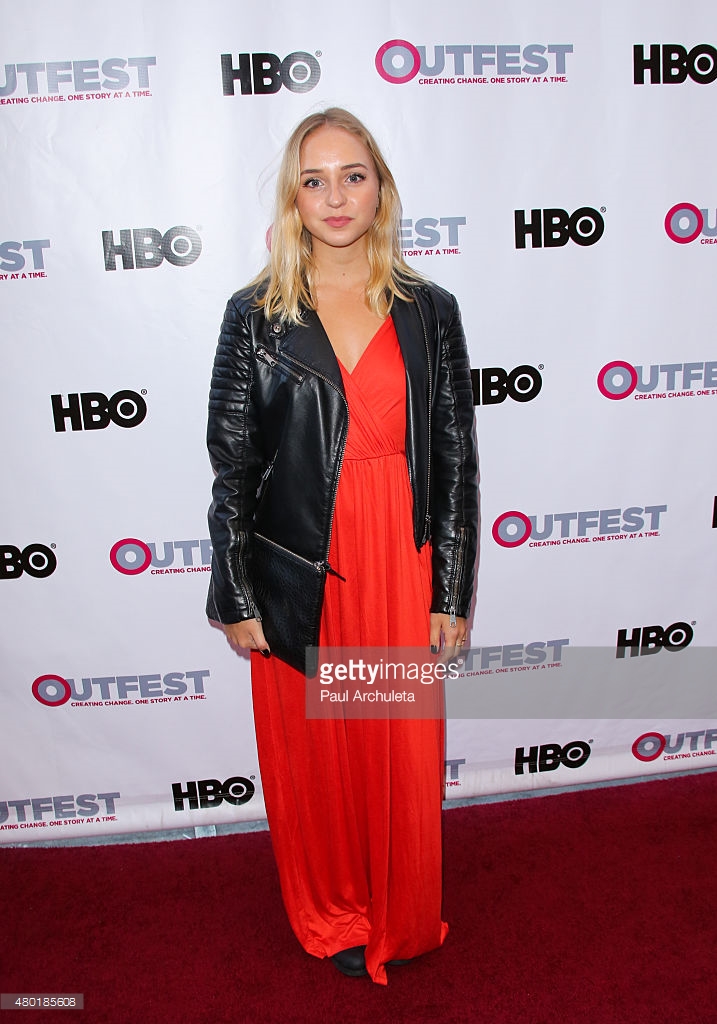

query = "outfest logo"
[[400, 216, 467, 256], [0, 57, 155, 104], [0, 238, 50, 280], [110, 537, 212, 576], [597, 360, 717, 401], [492, 504, 667, 548], [664, 203, 717, 245], [32, 669, 210, 707], [375, 39, 572, 85], [0, 791, 121, 830], [458, 638, 569, 676], [632, 729, 717, 763], [445, 757, 465, 789]]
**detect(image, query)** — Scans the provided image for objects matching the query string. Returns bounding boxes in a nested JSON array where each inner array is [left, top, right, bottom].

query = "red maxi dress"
[[250, 317, 448, 985]]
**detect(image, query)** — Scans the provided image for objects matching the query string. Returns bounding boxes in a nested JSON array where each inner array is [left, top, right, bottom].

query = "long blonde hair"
[[252, 108, 423, 323]]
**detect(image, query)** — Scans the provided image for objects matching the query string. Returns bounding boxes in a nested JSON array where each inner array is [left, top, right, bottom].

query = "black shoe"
[[330, 945, 368, 977]]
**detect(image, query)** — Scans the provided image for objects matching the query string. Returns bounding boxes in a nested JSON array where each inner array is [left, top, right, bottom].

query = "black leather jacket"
[[206, 279, 479, 632]]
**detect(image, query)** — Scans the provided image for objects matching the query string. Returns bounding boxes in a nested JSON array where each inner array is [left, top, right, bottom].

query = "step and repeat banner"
[[2, 1, 716, 843]]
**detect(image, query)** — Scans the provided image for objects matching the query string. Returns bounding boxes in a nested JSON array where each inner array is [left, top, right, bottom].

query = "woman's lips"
[[324, 217, 352, 227]]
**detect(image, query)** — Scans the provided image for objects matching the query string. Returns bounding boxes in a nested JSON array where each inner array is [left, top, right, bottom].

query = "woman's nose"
[[326, 181, 346, 207]]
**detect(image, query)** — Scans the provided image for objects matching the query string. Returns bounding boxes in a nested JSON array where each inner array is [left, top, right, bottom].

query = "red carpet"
[[2, 770, 716, 1023]]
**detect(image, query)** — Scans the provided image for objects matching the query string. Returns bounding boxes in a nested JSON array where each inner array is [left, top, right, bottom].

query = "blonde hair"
[[251, 107, 423, 323]]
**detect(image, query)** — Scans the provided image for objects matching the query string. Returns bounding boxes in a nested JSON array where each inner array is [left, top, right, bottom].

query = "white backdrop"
[[2, 0, 716, 843]]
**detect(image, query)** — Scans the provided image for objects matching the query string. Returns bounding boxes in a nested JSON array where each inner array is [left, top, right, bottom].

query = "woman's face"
[[295, 125, 380, 255]]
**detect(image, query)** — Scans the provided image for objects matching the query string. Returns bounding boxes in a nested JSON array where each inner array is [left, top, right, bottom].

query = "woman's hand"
[[223, 618, 270, 656], [430, 613, 468, 659]]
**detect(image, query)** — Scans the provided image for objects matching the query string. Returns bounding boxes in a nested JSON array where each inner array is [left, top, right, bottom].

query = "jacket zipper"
[[448, 527, 467, 626], [256, 346, 305, 383], [415, 294, 433, 545], [255, 533, 346, 581], [235, 531, 259, 619], [263, 344, 350, 565], [256, 453, 277, 503]]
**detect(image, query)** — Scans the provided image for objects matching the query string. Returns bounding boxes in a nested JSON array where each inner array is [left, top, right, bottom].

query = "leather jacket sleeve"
[[206, 293, 265, 624], [426, 291, 479, 620]]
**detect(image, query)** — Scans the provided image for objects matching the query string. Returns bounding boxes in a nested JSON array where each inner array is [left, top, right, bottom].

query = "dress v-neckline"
[[336, 316, 391, 376]]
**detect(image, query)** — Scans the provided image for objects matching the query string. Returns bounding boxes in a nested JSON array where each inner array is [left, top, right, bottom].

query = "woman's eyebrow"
[[300, 162, 370, 174]]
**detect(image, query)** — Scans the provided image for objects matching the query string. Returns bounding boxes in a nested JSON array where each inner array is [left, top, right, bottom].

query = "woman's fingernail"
[[430, 645, 439, 654], [260, 649, 271, 658]]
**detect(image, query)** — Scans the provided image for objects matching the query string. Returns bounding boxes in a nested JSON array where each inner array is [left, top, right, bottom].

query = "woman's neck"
[[312, 243, 370, 293]]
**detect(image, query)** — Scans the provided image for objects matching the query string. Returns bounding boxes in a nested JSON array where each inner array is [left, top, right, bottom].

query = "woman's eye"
[[302, 178, 322, 189], [347, 172, 366, 183]]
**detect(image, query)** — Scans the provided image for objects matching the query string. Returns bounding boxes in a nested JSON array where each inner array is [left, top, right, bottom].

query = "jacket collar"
[[264, 286, 429, 392], [267, 310, 344, 390]]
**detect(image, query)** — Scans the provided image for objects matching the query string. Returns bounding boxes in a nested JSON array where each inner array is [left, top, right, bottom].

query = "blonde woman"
[[207, 108, 478, 984]]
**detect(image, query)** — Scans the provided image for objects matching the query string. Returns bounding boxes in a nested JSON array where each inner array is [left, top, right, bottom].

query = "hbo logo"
[[102, 226, 202, 271], [221, 51, 320, 95], [514, 207, 604, 249], [0, 544, 56, 580], [634, 44, 717, 85], [472, 366, 542, 405], [171, 777, 255, 811], [514, 741, 591, 775], [616, 622, 693, 658], [51, 391, 147, 432]]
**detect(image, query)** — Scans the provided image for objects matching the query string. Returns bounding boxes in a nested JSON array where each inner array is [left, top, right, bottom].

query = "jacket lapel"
[[391, 292, 431, 540], [272, 310, 345, 391], [391, 293, 430, 397], [265, 290, 431, 402]]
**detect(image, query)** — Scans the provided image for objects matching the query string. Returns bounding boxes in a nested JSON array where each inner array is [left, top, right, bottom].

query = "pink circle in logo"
[[375, 39, 421, 84], [492, 510, 532, 548], [632, 732, 666, 762], [110, 538, 152, 575], [597, 360, 638, 400], [32, 674, 72, 707], [664, 203, 703, 244]]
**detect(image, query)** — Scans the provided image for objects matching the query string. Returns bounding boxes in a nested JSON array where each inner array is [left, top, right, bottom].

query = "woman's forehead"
[[300, 125, 373, 168]]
